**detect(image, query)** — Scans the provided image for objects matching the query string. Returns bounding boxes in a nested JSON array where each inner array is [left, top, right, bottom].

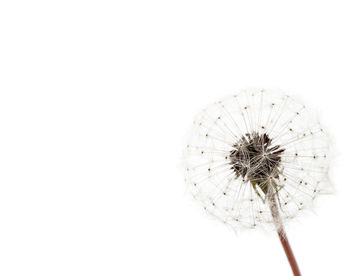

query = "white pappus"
[[183, 88, 331, 231]]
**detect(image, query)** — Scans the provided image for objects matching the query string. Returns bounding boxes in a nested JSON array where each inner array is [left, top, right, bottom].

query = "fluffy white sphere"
[[184, 88, 331, 230]]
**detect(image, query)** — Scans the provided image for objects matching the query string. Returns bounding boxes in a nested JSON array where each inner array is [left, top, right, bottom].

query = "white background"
[[0, 1, 349, 275]]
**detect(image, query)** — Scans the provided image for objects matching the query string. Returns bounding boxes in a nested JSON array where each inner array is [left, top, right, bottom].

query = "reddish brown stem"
[[269, 195, 301, 276]]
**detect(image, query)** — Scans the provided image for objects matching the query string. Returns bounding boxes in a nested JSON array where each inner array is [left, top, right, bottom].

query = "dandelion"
[[183, 88, 331, 276]]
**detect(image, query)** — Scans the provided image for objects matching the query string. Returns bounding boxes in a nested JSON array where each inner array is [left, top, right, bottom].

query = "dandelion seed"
[[183, 88, 331, 276]]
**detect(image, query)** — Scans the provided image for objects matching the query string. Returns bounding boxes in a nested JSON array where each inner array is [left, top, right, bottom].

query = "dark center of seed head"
[[229, 132, 285, 187]]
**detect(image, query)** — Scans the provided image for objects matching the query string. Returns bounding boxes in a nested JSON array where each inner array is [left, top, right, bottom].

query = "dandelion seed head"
[[183, 88, 331, 230]]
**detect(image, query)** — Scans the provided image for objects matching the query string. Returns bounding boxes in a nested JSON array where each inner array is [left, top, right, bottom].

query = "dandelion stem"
[[269, 194, 301, 276]]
